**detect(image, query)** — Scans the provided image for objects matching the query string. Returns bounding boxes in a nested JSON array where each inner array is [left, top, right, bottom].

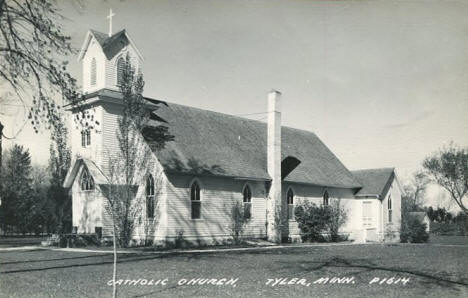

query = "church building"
[[63, 27, 402, 245]]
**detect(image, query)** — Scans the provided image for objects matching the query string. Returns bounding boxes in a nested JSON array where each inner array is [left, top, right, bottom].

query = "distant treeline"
[[0, 143, 71, 235]]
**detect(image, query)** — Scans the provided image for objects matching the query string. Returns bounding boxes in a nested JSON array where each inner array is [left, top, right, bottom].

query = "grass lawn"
[[1, 240, 467, 298], [429, 234, 468, 245]]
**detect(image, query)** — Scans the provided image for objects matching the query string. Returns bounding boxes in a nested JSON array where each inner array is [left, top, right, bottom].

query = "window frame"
[[146, 174, 155, 219], [81, 130, 91, 147], [287, 187, 294, 221], [81, 131, 86, 147], [80, 168, 95, 191], [116, 57, 125, 86], [86, 130, 91, 146], [242, 183, 252, 219], [189, 179, 202, 220], [362, 200, 373, 227], [388, 195, 393, 223], [323, 189, 329, 206]]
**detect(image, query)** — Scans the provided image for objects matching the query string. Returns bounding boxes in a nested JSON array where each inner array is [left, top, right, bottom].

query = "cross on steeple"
[[107, 9, 115, 37]]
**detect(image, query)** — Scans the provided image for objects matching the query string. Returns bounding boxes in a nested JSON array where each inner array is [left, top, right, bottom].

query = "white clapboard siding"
[[95, 100, 169, 242], [82, 36, 107, 94], [381, 178, 402, 240], [165, 174, 267, 241], [72, 165, 103, 234], [70, 105, 104, 167], [100, 102, 122, 170]]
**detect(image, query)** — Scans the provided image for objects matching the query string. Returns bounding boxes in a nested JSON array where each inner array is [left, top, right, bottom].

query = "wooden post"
[[0, 121, 3, 235], [0, 121, 3, 174]]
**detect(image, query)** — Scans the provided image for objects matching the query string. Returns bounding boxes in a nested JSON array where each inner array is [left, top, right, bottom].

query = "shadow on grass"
[[0, 251, 238, 275], [2, 248, 467, 292], [129, 253, 468, 298], [0, 253, 113, 265], [278, 256, 468, 288]]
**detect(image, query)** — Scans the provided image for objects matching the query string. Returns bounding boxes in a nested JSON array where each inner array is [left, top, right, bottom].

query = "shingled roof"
[[89, 29, 129, 60], [351, 168, 395, 198], [63, 158, 108, 188], [147, 102, 362, 189], [78, 29, 143, 62]]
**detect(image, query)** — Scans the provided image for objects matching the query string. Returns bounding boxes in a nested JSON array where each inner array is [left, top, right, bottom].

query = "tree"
[[0, 121, 3, 172], [104, 54, 173, 247], [294, 202, 330, 242], [402, 171, 429, 213], [294, 200, 348, 243], [428, 207, 451, 223], [102, 54, 173, 298], [0, 0, 79, 134], [229, 200, 251, 244], [107, 54, 150, 248], [400, 216, 429, 243], [423, 143, 468, 214], [0, 121, 3, 216], [426, 206, 436, 221], [48, 117, 71, 233], [0, 1, 80, 224], [453, 212, 468, 235], [0, 144, 32, 234], [326, 199, 348, 242], [294, 201, 346, 242], [29, 164, 51, 235], [401, 171, 429, 238]]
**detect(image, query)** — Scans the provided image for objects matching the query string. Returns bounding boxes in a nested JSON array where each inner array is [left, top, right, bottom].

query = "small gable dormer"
[[78, 29, 144, 94]]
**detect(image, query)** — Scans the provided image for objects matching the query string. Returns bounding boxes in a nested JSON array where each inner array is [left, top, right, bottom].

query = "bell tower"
[[68, 12, 144, 168], [77, 11, 144, 94]]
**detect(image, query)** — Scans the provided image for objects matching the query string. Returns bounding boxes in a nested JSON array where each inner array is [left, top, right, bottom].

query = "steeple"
[[77, 21, 144, 94]]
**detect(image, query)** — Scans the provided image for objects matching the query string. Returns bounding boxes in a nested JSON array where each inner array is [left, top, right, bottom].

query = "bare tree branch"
[[0, 0, 80, 135], [423, 143, 468, 214]]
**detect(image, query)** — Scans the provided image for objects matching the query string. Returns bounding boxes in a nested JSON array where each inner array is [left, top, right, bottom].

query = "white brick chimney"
[[266, 90, 282, 243]]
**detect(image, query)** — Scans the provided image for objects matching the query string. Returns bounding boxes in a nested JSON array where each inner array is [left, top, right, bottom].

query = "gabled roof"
[[78, 29, 144, 61], [88, 30, 109, 46], [146, 102, 362, 189], [351, 168, 395, 198], [63, 158, 108, 188]]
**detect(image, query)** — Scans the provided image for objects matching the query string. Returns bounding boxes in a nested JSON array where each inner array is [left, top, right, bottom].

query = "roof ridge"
[[162, 101, 266, 124], [351, 167, 395, 173], [90, 28, 126, 38], [150, 97, 323, 138], [150, 97, 361, 188]]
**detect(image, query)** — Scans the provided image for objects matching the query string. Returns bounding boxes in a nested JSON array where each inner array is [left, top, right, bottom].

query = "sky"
[[2, 0, 468, 209]]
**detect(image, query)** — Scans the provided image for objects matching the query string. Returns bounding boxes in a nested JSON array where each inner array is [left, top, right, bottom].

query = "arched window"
[[80, 168, 94, 191], [388, 196, 393, 223], [117, 57, 125, 86], [86, 130, 91, 146], [81, 130, 91, 147], [190, 180, 201, 219], [81, 131, 86, 147], [323, 189, 329, 206], [287, 188, 294, 220], [146, 175, 155, 218], [242, 184, 252, 219], [90, 58, 96, 86]]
